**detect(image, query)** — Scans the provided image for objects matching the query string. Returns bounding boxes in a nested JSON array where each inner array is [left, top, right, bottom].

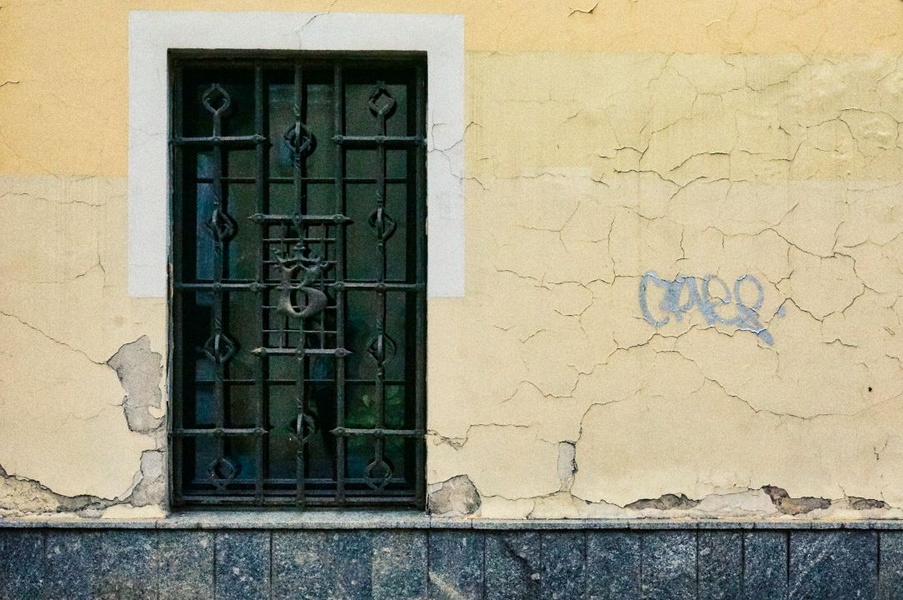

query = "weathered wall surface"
[[428, 51, 903, 518], [2, 0, 903, 519]]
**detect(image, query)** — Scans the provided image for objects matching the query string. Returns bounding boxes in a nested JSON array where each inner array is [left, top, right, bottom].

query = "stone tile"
[[272, 531, 335, 600], [429, 530, 484, 599], [540, 531, 585, 600], [0, 530, 44, 600], [743, 531, 787, 600], [44, 531, 100, 600], [272, 530, 374, 600], [698, 531, 742, 600], [789, 530, 878, 599], [335, 531, 375, 599], [586, 532, 641, 600], [158, 530, 215, 600], [879, 532, 903, 599], [215, 531, 270, 600], [640, 531, 696, 600], [372, 530, 428, 600], [92, 531, 157, 600], [485, 532, 541, 600]]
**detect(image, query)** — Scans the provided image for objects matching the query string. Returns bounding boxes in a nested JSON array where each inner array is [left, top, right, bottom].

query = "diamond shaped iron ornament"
[[367, 329, 397, 365], [364, 457, 394, 491], [367, 82, 397, 118], [201, 83, 232, 117], [203, 332, 237, 364], [206, 209, 237, 242], [283, 120, 317, 163], [207, 457, 240, 491], [288, 412, 317, 446], [367, 206, 397, 241]]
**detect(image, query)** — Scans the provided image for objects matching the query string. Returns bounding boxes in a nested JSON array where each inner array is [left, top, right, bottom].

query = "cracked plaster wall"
[[428, 51, 903, 519], [2, 1, 903, 519]]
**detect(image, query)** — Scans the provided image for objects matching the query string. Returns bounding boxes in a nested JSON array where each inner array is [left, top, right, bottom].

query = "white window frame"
[[128, 11, 465, 299]]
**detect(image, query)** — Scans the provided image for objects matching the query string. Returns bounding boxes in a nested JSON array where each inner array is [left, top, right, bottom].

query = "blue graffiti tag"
[[639, 271, 774, 345]]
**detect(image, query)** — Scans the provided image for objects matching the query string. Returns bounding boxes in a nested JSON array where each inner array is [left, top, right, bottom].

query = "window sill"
[[5, 512, 903, 531]]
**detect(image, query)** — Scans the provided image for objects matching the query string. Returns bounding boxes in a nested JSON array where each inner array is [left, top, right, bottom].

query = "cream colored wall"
[[2, 0, 903, 519]]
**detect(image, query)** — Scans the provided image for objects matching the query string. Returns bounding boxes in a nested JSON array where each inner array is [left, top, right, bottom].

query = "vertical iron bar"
[[333, 64, 347, 504], [254, 65, 267, 504], [171, 61, 185, 505], [374, 81, 388, 481], [413, 64, 427, 507], [211, 86, 227, 479], [293, 64, 307, 506]]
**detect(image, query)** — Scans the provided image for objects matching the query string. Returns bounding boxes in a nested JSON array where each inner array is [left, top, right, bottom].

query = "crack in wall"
[[0, 334, 166, 515]]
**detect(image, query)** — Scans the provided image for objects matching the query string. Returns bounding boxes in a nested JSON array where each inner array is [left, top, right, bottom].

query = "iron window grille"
[[170, 52, 427, 508]]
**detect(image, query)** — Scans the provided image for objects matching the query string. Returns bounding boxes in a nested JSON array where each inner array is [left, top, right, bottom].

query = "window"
[[170, 53, 427, 508]]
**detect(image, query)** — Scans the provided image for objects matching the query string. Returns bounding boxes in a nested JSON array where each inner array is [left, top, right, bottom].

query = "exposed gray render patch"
[[557, 441, 577, 491], [107, 335, 164, 436], [849, 496, 890, 510], [124, 450, 166, 508], [429, 475, 482, 517], [626, 493, 701, 510], [0, 469, 112, 515], [762, 486, 831, 515]]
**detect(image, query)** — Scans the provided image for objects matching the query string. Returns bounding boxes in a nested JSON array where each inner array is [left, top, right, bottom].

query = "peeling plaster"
[[626, 493, 700, 511], [107, 336, 165, 437], [557, 441, 577, 491], [0, 329, 166, 515], [428, 475, 482, 517], [762, 485, 831, 516]]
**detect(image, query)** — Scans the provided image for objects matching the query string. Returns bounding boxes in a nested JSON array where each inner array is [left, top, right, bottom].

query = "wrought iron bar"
[[254, 64, 267, 505], [176, 428, 268, 436], [333, 63, 347, 504], [173, 134, 267, 146], [331, 427, 424, 437], [332, 134, 424, 146], [176, 282, 424, 292], [414, 63, 428, 507], [209, 82, 228, 492], [293, 63, 307, 507], [371, 80, 391, 492]]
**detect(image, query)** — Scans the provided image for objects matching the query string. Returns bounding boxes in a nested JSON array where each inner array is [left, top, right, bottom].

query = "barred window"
[[170, 53, 427, 508]]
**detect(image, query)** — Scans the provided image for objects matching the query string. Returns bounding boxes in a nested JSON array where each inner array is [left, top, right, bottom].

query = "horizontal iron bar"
[[176, 281, 421, 291], [334, 281, 424, 292], [175, 427, 268, 436], [249, 212, 352, 224], [189, 477, 409, 486], [194, 378, 409, 385], [262, 328, 338, 333], [195, 176, 411, 184], [330, 427, 424, 438], [251, 347, 351, 356], [178, 494, 417, 506], [262, 237, 336, 243], [173, 134, 268, 146], [175, 282, 267, 291], [332, 135, 425, 147]]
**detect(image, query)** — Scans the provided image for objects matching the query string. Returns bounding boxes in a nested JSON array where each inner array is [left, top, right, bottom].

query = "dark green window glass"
[[170, 53, 427, 508]]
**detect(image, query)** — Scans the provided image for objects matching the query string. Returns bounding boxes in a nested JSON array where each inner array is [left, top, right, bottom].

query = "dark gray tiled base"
[[2, 527, 902, 598]]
